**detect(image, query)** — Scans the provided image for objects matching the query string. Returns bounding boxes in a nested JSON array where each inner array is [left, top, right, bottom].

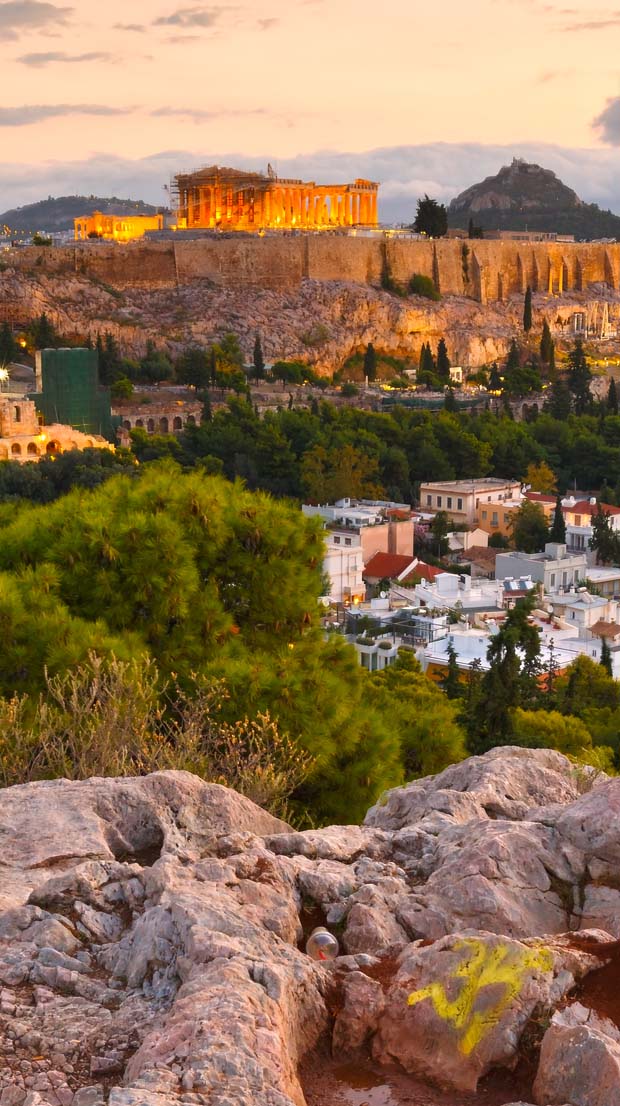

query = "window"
[[13, 406, 20, 423], [426, 495, 432, 506], [457, 498, 463, 510], [550, 573, 555, 587], [481, 510, 487, 520], [491, 513, 498, 527], [447, 497, 452, 509], [437, 496, 442, 507], [333, 536, 340, 544], [574, 515, 581, 526], [345, 538, 352, 546]]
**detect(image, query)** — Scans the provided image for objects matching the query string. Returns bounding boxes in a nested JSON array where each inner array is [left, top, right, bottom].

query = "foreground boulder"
[[534, 1003, 620, 1106], [0, 750, 619, 1105]]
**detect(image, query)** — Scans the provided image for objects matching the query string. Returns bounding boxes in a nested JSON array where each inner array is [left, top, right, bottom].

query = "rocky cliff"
[[2, 261, 620, 371], [1, 748, 620, 1106]]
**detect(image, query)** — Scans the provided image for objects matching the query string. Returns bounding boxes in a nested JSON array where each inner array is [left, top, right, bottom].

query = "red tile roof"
[[566, 500, 620, 517], [590, 620, 620, 639], [403, 561, 442, 583], [363, 552, 417, 579]]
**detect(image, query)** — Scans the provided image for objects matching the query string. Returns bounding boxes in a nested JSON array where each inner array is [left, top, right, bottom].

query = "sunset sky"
[[1, 0, 619, 217]]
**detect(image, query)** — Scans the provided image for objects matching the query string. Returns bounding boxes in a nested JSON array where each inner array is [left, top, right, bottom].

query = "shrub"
[[408, 273, 440, 301]]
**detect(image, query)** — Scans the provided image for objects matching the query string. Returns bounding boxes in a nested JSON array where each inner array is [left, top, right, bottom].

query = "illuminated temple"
[[172, 165, 379, 231]]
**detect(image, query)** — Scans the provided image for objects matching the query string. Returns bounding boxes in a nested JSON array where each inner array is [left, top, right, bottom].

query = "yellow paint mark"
[[407, 939, 553, 1055]]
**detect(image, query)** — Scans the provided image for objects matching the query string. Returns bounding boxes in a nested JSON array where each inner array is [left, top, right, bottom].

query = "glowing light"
[[0, 367, 9, 382]]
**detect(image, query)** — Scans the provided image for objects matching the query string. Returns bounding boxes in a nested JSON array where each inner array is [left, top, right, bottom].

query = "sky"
[[1, 0, 619, 218]]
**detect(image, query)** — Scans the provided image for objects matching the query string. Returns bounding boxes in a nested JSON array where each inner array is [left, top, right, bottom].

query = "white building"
[[495, 543, 587, 594], [323, 538, 364, 605]]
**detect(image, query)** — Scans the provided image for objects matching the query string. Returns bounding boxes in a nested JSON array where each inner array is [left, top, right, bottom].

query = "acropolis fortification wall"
[[7, 237, 620, 301]]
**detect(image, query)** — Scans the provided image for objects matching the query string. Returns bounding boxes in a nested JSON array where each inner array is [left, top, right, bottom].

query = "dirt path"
[[300, 1047, 534, 1106]]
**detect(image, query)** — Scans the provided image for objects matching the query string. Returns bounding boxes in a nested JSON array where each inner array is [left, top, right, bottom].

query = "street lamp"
[[0, 366, 9, 393]]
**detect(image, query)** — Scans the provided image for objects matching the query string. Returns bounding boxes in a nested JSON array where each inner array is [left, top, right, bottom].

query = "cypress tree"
[[363, 342, 377, 383], [422, 344, 436, 375], [549, 494, 566, 543], [607, 377, 618, 416], [253, 334, 265, 381], [600, 637, 613, 677], [506, 339, 520, 372], [523, 286, 532, 332], [567, 339, 592, 415], [0, 322, 17, 365], [540, 319, 553, 363], [436, 338, 450, 380]]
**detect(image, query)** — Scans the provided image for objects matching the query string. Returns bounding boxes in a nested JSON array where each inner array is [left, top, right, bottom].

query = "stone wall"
[[6, 238, 620, 300]]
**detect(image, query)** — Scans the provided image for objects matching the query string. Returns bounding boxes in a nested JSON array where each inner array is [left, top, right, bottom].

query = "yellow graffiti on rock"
[[407, 939, 553, 1056]]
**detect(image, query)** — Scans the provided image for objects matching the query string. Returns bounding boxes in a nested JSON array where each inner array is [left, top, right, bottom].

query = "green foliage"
[[111, 375, 134, 401], [253, 334, 265, 381], [0, 322, 18, 365], [590, 505, 620, 565], [607, 378, 619, 416], [567, 339, 592, 415], [523, 286, 532, 332], [549, 494, 566, 543], [32, 233, 52, 246], [510, 500, 549, 553], [413, 195, 448, 238], [364, 342, 377, 383], [176, 347, 210, 389], [409, 273, 440, 300], [367, 651, 466, 779], [28, 312, 59, 351], [466, 593, 541, 752], [436, 338, 450, 381], [341, 382, 359, 397], [0, 464, 409, 822], [540, 319, 553, 364]]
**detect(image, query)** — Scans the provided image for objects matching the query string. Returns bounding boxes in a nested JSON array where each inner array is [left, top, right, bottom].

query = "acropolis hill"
[[2, 236, 620, 369]]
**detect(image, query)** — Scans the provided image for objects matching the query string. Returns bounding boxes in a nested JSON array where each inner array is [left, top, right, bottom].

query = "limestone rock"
[[372, 930, 603, 1092], [1, 749, 620, 1106], [533, 1003, 620, 1106]]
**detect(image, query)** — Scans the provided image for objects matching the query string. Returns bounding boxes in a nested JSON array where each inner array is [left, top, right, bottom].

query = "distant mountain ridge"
[[0, 195, 161, 233], [448, 158, 620, 240]]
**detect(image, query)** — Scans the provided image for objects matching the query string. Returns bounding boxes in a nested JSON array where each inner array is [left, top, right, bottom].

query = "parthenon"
[[172, 165, 379, 231]]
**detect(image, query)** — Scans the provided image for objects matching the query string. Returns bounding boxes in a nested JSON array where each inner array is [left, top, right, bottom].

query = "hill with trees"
[[449, 158, 620, 240], [0, 195, 161, 233]]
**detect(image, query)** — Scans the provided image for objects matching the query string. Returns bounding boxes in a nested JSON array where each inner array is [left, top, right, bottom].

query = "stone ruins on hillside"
[[1, 748, 619, 1106]]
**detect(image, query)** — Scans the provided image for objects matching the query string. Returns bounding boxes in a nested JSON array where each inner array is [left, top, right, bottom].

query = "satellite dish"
[[380, 590, 388, 599]]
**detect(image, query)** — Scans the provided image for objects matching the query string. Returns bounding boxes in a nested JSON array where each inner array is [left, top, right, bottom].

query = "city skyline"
[[1, 0, 619, 217]]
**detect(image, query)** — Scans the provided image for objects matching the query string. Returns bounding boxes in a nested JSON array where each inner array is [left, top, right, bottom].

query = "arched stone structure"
[[27, 442, 39, 456]]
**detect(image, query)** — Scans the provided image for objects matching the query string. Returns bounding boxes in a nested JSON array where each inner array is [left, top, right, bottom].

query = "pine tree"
[[252, 334, 265, 381], [363, 342, 377, 383], [540, 319, 553, 363], [523, 286, 532, 332], [607, 377, 618, 416], [436, 338, 450, 380], [600, 637, 613, 677], [419, 343, 428, 371], [549, 494, 566, 543]]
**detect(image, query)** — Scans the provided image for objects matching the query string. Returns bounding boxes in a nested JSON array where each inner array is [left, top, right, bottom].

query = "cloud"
[[0, 103, 127, 125], [151, 106, 268, 122], [1, 143, 620, 219], [257, 17, 278, 29], [114, 22, 144, 31], [561, 15, 620, 29], [153, 5, 224, 27], [0, 0, 71, 39], [593, 97, 620, 144], [17, 49, 113, 66]]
